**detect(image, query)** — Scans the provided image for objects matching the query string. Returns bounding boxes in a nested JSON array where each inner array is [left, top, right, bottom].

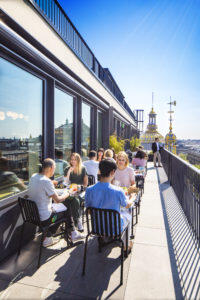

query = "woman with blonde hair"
[[64, 153, 88, 186], [114, 151, 135, 188], [104, 149, 116, 162], [64, 153, 88, 231]]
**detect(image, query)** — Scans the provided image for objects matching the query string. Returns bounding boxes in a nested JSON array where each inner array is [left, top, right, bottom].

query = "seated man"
[[83, 150, 99, 183], [29, 158, 84, 247], [85, 159, 134, 251]]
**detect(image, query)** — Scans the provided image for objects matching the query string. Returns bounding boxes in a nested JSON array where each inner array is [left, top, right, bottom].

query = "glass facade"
[[81, 102, 91, 159], [0, 58, 134, 201], [54, 88, 73, 176], [97, 111, 103, 148], [0, 58, 43, 200]]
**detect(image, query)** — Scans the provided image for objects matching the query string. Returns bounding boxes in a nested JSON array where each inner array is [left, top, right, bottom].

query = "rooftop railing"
[[28, 0, 136, 121], [161, 148, 200, 245]]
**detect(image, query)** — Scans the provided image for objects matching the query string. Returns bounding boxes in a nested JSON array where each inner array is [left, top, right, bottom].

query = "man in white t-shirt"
[[29, 158, 84, 247], [83, 150, 99, 183]]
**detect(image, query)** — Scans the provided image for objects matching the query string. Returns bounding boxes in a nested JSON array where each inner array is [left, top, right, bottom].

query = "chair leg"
[[82, 234, 90, 276], [18, 222, 25, 256], [138, 201, 140, 214], [82, 205, 84, 225], [37, 231, 45, 269], [131, 207, 134, 239], [136, 206, 138, 224], [125, 228, 128, 258], [120, 240, 124, 285]]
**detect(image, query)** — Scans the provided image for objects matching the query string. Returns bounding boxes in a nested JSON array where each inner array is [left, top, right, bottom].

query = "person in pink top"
[[114, 151, 135, 188], [132, 150, 147, 168]]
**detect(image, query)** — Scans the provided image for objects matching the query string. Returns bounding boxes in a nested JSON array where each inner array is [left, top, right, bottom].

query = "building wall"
[[0, 1, 137, 261], [0, 0, 134, 124]]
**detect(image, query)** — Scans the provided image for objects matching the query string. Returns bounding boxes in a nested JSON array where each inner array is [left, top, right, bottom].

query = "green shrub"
[[130, 136, 141, 152], [109, 135, 125, 153], [178, 153, 188, 161], [194, 164, 200, 170]]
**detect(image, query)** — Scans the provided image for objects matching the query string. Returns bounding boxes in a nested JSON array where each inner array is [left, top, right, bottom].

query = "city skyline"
[[59, 0, 200, 139]]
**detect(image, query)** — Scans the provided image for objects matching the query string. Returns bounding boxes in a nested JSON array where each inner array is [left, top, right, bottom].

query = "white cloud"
[[0, 111, 5, 120], [6, 111, 28, 121]]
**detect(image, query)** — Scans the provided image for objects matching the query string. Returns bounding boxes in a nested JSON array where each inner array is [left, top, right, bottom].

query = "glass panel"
[[54, 88, 73, 176], [81, 102, 91, 159], [0, 58, 42, 201], [97, 111, 102, 148]]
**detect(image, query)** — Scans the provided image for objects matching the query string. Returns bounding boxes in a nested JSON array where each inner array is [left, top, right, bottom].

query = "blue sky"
[[59, 0, 200, 139]]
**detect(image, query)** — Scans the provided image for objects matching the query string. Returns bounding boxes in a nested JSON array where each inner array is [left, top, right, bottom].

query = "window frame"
[[0, 49, 46, 206], [54, 85, 75, 164]]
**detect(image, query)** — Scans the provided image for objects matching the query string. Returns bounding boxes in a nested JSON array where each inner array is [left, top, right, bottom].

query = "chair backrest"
[[135, 175, 144, 188], [88, 174, 95, 186], [86, 207, 122, 239], [18, 197, 41, 226]]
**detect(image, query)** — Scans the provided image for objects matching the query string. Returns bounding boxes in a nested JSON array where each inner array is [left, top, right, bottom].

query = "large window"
[[97, 111, 103, 148], [81, 102, 91, 159], [54, 88, 73, 176], [0, 58, 42, 200]]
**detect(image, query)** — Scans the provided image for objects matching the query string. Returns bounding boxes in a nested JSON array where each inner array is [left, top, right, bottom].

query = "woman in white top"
[[114, 151, 135, 188]]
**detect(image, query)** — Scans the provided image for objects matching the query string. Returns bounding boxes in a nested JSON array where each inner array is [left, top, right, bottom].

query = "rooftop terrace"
[[0, 159, 199, 299]]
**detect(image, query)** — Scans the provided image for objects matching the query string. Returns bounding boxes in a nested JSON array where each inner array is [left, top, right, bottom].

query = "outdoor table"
[[120, 192, 138, 239]]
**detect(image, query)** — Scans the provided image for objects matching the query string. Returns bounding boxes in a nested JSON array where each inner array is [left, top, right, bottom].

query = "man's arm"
[[125, 194, 134, 209], [51, 189, 72, 203]]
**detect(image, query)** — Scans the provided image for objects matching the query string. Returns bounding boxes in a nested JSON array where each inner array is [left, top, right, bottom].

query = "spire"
[[150, 92, 155, 114]]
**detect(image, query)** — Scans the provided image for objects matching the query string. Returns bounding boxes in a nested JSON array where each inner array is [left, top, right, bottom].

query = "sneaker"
[[71, 230, 85, 242], [43, 236, 60, 247], [77, 218, 84, 232]]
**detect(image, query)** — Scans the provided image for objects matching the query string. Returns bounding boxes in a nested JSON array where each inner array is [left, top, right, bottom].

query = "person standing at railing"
[[152, 137, 162, 167]]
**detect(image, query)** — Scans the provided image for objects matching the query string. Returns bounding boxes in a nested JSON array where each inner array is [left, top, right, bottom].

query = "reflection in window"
[[54, 88, 73, 176], [97, 111, 103, 148], [0, 58, 42, 200], [81, 102, 91, 159]]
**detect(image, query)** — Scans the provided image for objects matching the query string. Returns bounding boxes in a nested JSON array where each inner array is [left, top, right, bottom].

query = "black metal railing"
[[161, 148, 200, 245], [28, 0, 136, 121]]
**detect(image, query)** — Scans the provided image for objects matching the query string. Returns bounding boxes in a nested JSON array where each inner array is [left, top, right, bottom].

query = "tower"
[[165, 98, 177, 154], [141, 93, 164, 150]]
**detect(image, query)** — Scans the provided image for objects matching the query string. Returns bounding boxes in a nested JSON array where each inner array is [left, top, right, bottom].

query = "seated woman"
[[64, 153, 88, 231], [114, 151, 135, 188], [132, 150, 147, 168], [97, 148, 104, 162], [104, 149, 116, 163]]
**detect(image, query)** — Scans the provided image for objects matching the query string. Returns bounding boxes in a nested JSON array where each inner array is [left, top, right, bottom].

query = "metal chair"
[[82, 207, 129, 285], [135, 175, 145, 194], [81, 174, 96, 224], [18, 197, 68, 268], [88, 174, 95, 186]]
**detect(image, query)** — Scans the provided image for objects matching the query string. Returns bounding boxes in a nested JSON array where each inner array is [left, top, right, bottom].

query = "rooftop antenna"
[[167, 96, 176, 133], [152, 92, 154, 109]]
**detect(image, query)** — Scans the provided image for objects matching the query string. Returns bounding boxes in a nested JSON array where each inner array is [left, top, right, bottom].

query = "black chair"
[[81, 174, 96, 224], [18, 197, 68, 268], [135, 175, 145, 194], [88, 174, 95, 186], [82, 207, 129, 285]]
